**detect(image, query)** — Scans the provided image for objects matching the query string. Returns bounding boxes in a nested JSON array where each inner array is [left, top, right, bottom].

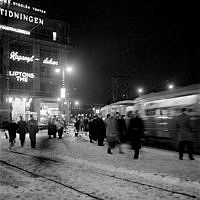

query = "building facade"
[[0, 1, 72, 125]]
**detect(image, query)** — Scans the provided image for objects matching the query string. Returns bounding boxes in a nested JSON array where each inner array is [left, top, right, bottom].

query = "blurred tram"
[[100, 84, 200, 153]]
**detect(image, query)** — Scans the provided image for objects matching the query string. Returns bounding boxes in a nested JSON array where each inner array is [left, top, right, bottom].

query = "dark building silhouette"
[[0, 1, 72, 125]]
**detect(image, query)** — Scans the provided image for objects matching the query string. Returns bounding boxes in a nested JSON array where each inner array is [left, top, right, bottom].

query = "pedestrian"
[[74, 118, 80, 137], [5, 120, 18, 150], [57, 118, 64, 139], [128, 110, 145, 159], [117, 113, 127, 144], [17, 116, 27, 147], [105, 111, 124, 154], [88, 117, 95, 143], [93, 114, 106, 146], [27, 114, 38, 148], [48, 115, 57, 139], [176, 108, 195, 160], [83, 117, 89, 132]]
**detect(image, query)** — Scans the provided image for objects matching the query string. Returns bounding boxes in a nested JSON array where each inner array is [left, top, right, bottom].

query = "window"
[[53, 32, 57, 41]]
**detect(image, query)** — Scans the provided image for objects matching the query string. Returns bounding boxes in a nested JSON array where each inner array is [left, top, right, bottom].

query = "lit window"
[[53, 32, 57, 41]]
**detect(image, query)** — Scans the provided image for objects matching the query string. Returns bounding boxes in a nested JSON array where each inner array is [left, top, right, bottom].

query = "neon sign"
[[9, 71, 35, 82], [0, 8, 44, 25], [9, 51, 59, 65], [0, 25, 30, 35], [43, 58, 58, 65], [10, 51, 34, 63]]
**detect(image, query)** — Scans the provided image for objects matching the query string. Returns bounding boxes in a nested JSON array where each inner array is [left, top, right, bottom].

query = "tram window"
[[145, 109, 156, 116]]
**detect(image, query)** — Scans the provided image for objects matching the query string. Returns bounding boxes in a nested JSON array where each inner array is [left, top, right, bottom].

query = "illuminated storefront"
[[0, 1, 71, 124]]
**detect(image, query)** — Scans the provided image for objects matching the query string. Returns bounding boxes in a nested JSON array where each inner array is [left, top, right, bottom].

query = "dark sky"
[[27, 1, 199, 105]]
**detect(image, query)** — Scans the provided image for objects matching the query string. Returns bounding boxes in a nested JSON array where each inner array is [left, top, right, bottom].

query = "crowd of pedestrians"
[[2, 114, 38, 150], [0, 106, 195, 160], [73, 110, 145, 159], [73, 107, 195, 160], [48, 115, 66, 139]]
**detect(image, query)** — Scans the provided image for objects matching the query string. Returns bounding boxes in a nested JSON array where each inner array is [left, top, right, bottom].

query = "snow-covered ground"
[[0, 129, 199, 200]]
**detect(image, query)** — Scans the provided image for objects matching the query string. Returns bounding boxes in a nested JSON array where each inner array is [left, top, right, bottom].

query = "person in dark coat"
[[27, 114, 38, 148], [6, 120, 18, 150], [88, 117, 95, 143], [106, 112, 124, 154], [117, 113, 127, 144], [176, 108, 195, 160], [74, 118, 80, 137], [17, 116, 27, 147], [93, 115, 106, 146], [128, 111, 145, 159], [48, 116, 57, 139], [56, 118, 64, 139]]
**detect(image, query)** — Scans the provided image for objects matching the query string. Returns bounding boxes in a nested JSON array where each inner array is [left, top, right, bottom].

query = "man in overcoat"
[[92, 115, 106, 146], [17, 116, 27, 147], [176, 108, 195, 160], [27, 114, 38, 148]]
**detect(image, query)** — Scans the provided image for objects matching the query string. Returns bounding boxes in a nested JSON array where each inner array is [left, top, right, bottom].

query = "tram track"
[[0, 159, 104, 200], [60, 139, 199, 199], [1, 143, 199, 199]]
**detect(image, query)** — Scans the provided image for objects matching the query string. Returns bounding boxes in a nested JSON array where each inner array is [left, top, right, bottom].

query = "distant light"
[[66, 67, 73, 73], [55, 68, 61, 73], [137, 88, 143, 94], [64, 101, 67, 105], [57, 98, 61, 101], [75, 101, 79, 106], [168, 84, 174, 90]]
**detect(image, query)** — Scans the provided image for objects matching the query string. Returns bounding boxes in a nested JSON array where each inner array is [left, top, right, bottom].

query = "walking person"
[[17, 116, 27, 147], [74, 118, 80, 137], [57, 118, 64, 139], [128, 111, 145, 159], [48, 116, 57, 139], [117, 113, 127, 144], [93, 115, 106, 146], [176, 108, 195, 160], [27, 114, 38, 148], [105, 111, 123, 154], [5, 120, 18, 150]]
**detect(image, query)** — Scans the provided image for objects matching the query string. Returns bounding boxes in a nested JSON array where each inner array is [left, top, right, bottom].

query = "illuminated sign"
[[0, 0, 11, 5], [9, 51, 59, 65], [10, 51, 34, 63], [9, 71, 35, 82], [0, 24, 30, 35], [0, 8, 44, 25], [43, 58, 58, 65], [0, 1, 46, 14]]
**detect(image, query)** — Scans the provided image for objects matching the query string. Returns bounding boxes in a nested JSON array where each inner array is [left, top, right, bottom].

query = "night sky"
[[26, 1, 199, 105]]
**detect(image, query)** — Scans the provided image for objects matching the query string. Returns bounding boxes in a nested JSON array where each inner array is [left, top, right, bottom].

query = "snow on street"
[[0, 129, 199, 200]]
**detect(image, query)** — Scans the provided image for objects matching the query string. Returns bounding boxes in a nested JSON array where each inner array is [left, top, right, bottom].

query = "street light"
[[168, 83, 174, 90], [137, 87, 144, 96], [55, 66, 73, 124]]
